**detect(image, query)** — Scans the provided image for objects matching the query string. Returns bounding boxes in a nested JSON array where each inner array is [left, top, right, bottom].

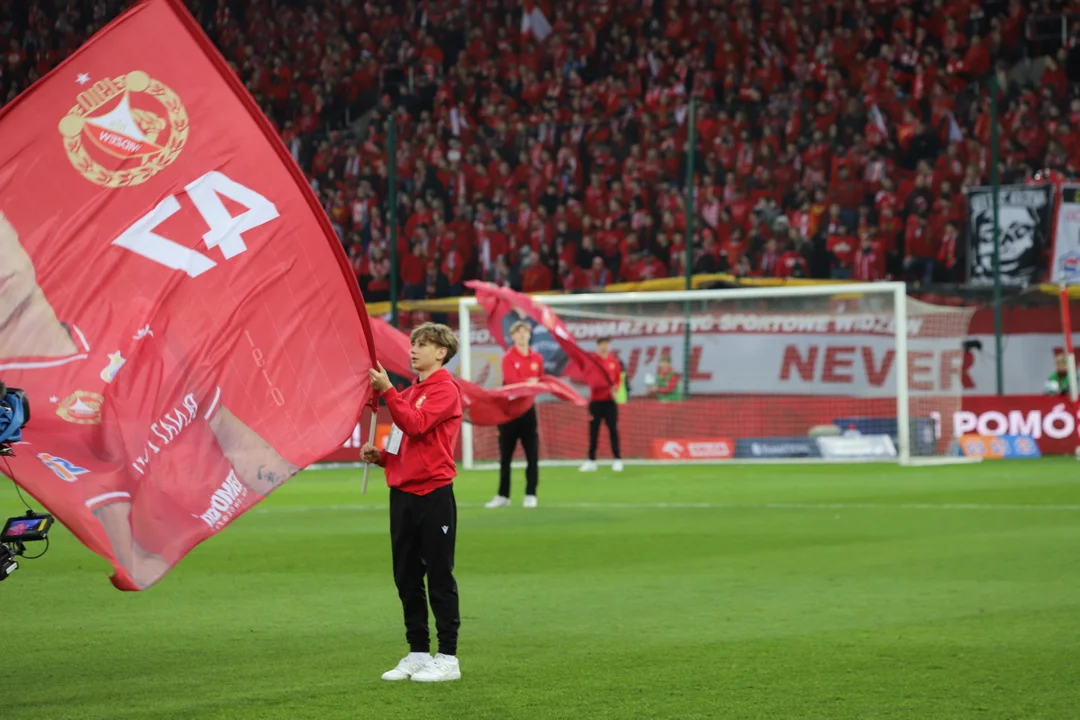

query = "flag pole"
[[360, 396, 379, 494], [1060, 283, 1078, 403]]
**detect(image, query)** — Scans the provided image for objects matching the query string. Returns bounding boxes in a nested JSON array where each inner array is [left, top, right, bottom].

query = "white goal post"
[[457, 282, 978, 469]]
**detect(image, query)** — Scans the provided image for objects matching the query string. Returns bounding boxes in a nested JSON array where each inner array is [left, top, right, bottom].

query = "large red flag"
[[368, 317, 585, 425], [464, 281, 610, 389], [0, 0, 377, 590]]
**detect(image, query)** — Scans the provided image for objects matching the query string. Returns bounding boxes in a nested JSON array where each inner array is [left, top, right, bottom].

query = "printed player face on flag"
[[0, 213, 54, 353], [0, 211, 299, 590]]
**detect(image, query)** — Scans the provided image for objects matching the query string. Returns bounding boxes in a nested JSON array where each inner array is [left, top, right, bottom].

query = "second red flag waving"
[[465, 281, 610, 390], [369, 317, 584, 425]]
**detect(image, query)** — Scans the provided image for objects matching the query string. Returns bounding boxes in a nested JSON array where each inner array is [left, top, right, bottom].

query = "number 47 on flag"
[[112, 170, 279, 277]]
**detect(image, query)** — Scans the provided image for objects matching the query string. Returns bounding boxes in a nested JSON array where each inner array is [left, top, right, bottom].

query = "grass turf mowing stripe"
[[3, 459, 1079, 719]]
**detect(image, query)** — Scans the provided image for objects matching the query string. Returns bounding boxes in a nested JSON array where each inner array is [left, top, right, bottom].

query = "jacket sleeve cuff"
[[383, 386, 402, 412]]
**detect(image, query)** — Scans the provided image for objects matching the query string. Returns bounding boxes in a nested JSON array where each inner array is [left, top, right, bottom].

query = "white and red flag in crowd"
[[0, 0, 378, 590], [368, 317, 585, 425], [521, 0, 552, 41]]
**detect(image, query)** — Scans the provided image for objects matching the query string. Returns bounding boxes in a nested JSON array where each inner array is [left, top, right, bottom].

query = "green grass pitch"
[[3, 459, 1079, 719]]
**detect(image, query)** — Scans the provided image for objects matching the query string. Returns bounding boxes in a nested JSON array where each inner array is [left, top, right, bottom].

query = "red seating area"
[[3, 0, 1079, 298]]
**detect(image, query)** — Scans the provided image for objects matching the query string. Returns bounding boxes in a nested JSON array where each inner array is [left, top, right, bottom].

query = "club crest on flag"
[[57, 70, 189, 188], [56, 391, 104, 425]]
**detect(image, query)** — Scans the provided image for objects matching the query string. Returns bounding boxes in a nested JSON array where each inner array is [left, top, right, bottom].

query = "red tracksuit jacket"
[[589, 353, 624, 402], [501, 347, 544, 413], [502, 348, 545, 385], [378, 367, 463, 495]]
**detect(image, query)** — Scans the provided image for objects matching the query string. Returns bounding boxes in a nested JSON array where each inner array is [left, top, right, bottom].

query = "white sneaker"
[[410, 653, 461, 683], [523, 495, 538, 508], [381, 652, 433, 681], [579, 460, 597, 472], [612, 460, 624, 472], [484, 495, 510, 508]]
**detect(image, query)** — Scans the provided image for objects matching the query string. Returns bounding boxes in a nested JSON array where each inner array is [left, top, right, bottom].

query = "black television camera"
[[0, 379, 50, 581], [0, 380, 30, 457]]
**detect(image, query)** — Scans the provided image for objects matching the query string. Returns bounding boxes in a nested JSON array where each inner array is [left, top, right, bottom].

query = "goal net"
[[454, 283, 976, 468]]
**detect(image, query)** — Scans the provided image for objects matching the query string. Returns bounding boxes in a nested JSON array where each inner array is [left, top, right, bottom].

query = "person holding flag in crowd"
[[465, 281, 622, 473], [485, 320, 544, 509]]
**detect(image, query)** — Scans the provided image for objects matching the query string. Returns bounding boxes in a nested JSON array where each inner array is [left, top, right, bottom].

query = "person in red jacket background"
[[777, 240, 809, 279], [363, 322, 464, 684], [521, 251, 554, 292], [580, 336, 624, 473], [485, 321, 544, 509]]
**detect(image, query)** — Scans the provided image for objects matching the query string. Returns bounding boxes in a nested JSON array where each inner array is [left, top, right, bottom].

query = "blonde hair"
[[410, 322, 459, 364], [509, 320, 531, 336]]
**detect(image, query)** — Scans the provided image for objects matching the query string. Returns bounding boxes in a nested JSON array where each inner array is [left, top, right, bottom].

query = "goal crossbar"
[[458, 282, 917, 469]]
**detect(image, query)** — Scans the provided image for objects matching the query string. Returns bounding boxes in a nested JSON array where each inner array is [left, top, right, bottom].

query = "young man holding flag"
[[580, 336, 624, 472], [363, 323, 464, 683], [485, 321, 544, 509]]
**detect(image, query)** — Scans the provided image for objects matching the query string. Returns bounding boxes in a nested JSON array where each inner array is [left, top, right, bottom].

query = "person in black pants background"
[[486, 321, 545, 508], [580, 336, 624, 473]]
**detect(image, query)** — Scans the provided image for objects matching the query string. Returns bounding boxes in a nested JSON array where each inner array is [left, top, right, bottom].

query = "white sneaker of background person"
[[579, 460, 597, 472], [484, 495, 510, 508], [523, 494, 538, 508], [381, 652, 433, 681], [612, 460, 624, 472], [411, 653, 461, 683]]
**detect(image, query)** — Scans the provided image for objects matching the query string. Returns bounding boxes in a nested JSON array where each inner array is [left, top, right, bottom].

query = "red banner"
[[465, 281, 610, 388], [0, 0, 376, 590], [953, 395, 1080, 454]]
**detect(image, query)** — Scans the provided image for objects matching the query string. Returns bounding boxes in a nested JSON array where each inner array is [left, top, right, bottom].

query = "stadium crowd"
[[3, 0, 1080, 299]]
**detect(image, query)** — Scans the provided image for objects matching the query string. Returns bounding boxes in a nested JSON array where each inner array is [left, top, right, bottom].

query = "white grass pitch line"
[[255, 501, 1080, 514]]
